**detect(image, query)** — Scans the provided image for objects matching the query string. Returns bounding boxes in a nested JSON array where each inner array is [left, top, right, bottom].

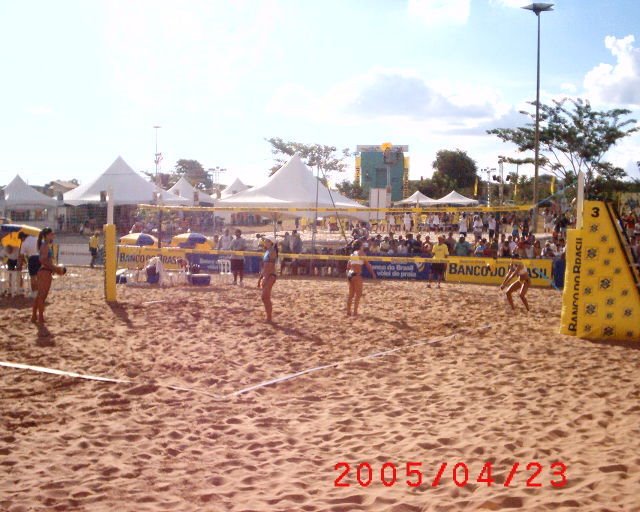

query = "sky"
[[1, 0, 640, 190]]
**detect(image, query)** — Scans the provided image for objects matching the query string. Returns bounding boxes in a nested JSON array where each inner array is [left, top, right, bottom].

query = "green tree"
[[432, 149, 478, 189], [488, 98, 638, 191], [335, 180, 367, 201], [266, 137, 351, 177], [175, 159, 213, 191]]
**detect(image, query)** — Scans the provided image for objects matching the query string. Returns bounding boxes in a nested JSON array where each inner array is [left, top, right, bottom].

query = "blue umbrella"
[[170, 232, 213, 249], [119, 233, 158, 247]]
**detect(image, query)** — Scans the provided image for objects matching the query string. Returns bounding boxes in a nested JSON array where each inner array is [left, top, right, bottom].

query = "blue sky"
[[1, 0, 639, 189]]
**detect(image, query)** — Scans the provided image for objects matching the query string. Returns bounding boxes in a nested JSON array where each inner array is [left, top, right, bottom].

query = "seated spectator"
[[397, 240, 408, 255], [454, 235, 472, 256], [499, 240, 511, 258], [508, 235, 517, 255], [541, 241, 555, 259], [474, 239, 487, 256], [631, 236, 639, 263]]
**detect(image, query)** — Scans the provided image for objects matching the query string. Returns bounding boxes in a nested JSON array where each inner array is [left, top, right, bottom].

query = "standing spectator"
[[18, 232, 40, 296], [458, 214, 468, 237], [472, 215, 483, 242], [229, 229, 247, 286], [280, 232, 291, 275], [403, 212, 412, 233], [89, 231, 100, 268], [445, 231, 456, 255], [57, 215, 64, 232], [219, 228, 233, 251], [291, 230, 303, 275], [488, 214, 497, 240]]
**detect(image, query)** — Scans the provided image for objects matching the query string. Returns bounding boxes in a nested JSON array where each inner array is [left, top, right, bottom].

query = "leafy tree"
[[175, 159, 213, 191], [336, 180, 367, 201], [432, 149, 478, 189], [266, 137, 351, 177], [488, 98, 638, 191]]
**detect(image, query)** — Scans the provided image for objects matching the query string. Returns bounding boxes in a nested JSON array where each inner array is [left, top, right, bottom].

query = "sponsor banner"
[[362, 257, 551, 287], [58, 244, 92, 266], [364, 261, 431, 280], [117, 246, 187, 270], [187, 253, 262, 274], [445, 257, 552, 287]]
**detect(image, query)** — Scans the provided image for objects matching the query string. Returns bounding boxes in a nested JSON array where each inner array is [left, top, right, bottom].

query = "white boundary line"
[[0, 323, 496, 400]]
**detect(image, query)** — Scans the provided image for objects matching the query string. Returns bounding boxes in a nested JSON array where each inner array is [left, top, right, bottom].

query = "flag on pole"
[[474, 176, 478, 196], [550, 176, 556, 194]]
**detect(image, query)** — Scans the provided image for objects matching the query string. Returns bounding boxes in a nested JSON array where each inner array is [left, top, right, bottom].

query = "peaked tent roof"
[[395, 190, 438, 206], [63, 157, 190, 206], [167, 177, 215, 205], [216, 154, 367, 219], [434, 190, 479, 206], [1, 174, 58, 208], [220, 177, 250, 198]]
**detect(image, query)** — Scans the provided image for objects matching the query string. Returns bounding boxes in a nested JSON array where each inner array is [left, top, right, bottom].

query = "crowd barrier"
[[115, 245, 553, 287], [560, 200, 639, 342]]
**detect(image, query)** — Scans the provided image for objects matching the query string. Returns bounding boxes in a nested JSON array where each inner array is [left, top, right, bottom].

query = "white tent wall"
[[1, 174, 60, 228], [63, 156, 191, 206], [216, 154, 368, 222], [167, 176, 216, 205]]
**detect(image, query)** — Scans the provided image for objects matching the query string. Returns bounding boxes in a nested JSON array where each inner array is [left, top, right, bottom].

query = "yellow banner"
[[117, 246, 188, 270], [137, 204, 534, 214], [445, 257, 552, 287]]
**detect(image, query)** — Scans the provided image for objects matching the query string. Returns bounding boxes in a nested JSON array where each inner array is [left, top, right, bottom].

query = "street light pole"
[[523, 2, 553, 234], [153, 125, 162, 187]]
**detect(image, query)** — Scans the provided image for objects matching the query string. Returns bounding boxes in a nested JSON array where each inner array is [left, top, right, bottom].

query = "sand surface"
[[1, 269, 639, 511]]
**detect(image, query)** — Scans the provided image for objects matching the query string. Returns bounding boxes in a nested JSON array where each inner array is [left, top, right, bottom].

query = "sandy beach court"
[[1, 269, 639, 511]]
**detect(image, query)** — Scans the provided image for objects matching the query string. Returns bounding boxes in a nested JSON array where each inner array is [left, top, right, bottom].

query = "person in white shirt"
[[18, 233, 40, 295], [403, 212, 412, 233], [488, 215, 497, 240], [432, 214, 440, 233], [472, 215, 484, 242], [229, 229, 247, 285], [458, 214, 468, 237], [218, 228, 233, 251]]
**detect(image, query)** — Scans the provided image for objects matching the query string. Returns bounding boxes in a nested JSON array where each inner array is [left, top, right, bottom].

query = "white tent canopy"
[[216, 154, 367, 219], [434, 190, 479, 206], [63, 156, 190, 206], [395, 190, 438, 206], [167, 177, 215, 205], [220, 177, 250, 198], [1, 174, 58, 208]]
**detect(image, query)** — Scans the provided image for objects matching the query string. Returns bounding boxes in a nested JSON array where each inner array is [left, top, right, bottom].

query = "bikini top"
[[349, 250, 364, 266]]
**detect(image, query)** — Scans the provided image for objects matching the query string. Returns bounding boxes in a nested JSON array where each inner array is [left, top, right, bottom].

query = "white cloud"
[[27, 105, 53, 116], [267, 68, 505, 130], [560, 82, 577, 94], [584, 35, 640, 106], [489, 0, 530, 7], [407, 0, 470, 26]]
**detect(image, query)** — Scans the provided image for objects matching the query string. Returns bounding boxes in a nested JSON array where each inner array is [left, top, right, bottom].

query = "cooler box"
[[189, 273, 211, 286]]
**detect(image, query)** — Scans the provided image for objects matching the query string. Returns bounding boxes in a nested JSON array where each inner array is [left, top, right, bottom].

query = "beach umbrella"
[[119, 233, 158, 247], [0, 224, 41, 247], [170, 232, 214, 250]]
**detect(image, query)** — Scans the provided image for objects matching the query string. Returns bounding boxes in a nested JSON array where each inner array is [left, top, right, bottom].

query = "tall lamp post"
[[153, 125, 162, 187], [522, 2, 553, 233]]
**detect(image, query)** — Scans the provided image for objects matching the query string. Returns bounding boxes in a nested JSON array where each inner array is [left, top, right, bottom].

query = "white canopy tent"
[[216, 154, 368, 220], [434, 190, 479, 206], [167, 177, 216, 205], [395, 190, 438, 206], [63, 156, 190, 206], [1, 174, 59, 209], [220, 177, 250, 199]]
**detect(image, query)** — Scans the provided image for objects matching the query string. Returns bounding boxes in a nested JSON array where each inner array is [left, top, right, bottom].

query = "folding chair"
[[217, 258, 233, 283]]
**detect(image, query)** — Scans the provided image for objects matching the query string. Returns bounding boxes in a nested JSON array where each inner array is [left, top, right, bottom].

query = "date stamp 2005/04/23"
[[334, 461, 568, 489]]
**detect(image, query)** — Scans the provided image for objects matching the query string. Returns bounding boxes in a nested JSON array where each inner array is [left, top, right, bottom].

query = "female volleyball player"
[[499, 255, 530, 311], [258, 237, 278, 323], [346, 240, 376, 317], [32, 228, 66, 324]]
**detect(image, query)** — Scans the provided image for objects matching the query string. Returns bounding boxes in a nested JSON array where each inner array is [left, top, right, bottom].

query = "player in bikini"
[[499, 255, 530, 311], [32, 228, 66, 324], [258, 237, 278, 323], [346, 240, 376, 317]]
